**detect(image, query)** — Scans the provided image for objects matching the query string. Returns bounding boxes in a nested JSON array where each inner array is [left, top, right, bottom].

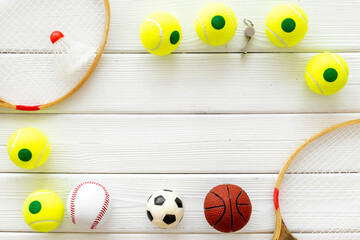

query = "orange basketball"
[[204, 184, 252, 233]]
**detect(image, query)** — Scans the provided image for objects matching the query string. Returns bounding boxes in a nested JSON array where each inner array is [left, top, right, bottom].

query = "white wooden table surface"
[[1, 0, 360, 239]]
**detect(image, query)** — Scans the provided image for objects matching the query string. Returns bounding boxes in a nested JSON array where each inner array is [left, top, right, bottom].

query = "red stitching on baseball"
[[70, 181, 110, 228], [91, 182, 110, 229], [70, 182, 88, 224]]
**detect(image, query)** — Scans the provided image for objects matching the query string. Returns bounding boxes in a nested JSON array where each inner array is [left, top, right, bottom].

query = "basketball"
[[204, 184, 252, 233]]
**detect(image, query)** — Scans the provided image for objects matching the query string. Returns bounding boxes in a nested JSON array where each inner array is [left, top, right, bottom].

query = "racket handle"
[[278, 220, 297, 240]]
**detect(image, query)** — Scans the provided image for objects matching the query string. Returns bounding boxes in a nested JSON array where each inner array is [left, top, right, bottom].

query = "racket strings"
[[0, 0, 106, 106], [280, 124, 360, 238], [289, 126, 360, 173]]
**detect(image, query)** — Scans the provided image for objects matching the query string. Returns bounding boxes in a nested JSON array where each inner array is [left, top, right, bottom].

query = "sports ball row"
[[23, 183, 252, 233], [140, 2, 307, 56]]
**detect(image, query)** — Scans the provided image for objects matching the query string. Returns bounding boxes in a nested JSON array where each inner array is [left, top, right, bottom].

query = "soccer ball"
[[146, 189, 184, 229]]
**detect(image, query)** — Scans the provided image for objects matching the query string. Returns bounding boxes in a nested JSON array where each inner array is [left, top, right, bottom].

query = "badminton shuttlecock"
[[50, 31, 96, 76]]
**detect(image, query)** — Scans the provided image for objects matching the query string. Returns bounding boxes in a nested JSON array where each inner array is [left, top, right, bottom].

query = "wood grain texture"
[[0, 233, 276, 240], [2, 233, 359, 240], [0, 0, 359, 238], [105, 0, 360, 53], [0, 113, 359, 173], [0, 53, 359, 114]]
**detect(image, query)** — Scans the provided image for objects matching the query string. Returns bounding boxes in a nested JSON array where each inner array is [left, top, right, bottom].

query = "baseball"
[[67, 181, 111, 229]]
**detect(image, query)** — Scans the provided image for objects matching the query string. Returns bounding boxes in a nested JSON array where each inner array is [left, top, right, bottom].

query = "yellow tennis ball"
[[305, 53, 349, 95], [265, 3, 308, 47], [7, 127, 50, 169], [195, 2, 237, 46], [23, 190, 64, 232], [140, 12, 182, 56]]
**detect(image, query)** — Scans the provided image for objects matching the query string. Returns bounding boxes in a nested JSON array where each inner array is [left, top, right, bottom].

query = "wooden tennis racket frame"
[[272, 119, 360, 240], [0, 0, 111, 111]]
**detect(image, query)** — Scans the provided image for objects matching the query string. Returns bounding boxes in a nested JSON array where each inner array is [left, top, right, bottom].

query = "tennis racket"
[[273, 119, 360, 240], [0, 0, 110, 111]]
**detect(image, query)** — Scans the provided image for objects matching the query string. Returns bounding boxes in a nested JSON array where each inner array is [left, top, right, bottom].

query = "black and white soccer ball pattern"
[[146, 189, 184, 229]]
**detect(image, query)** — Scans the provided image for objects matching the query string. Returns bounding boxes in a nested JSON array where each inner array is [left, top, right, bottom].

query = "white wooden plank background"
[[0, 113, 359, 173], [1, 0, 360, 239], [1, 53, 359, 114], [6, 233, 360, 240]]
